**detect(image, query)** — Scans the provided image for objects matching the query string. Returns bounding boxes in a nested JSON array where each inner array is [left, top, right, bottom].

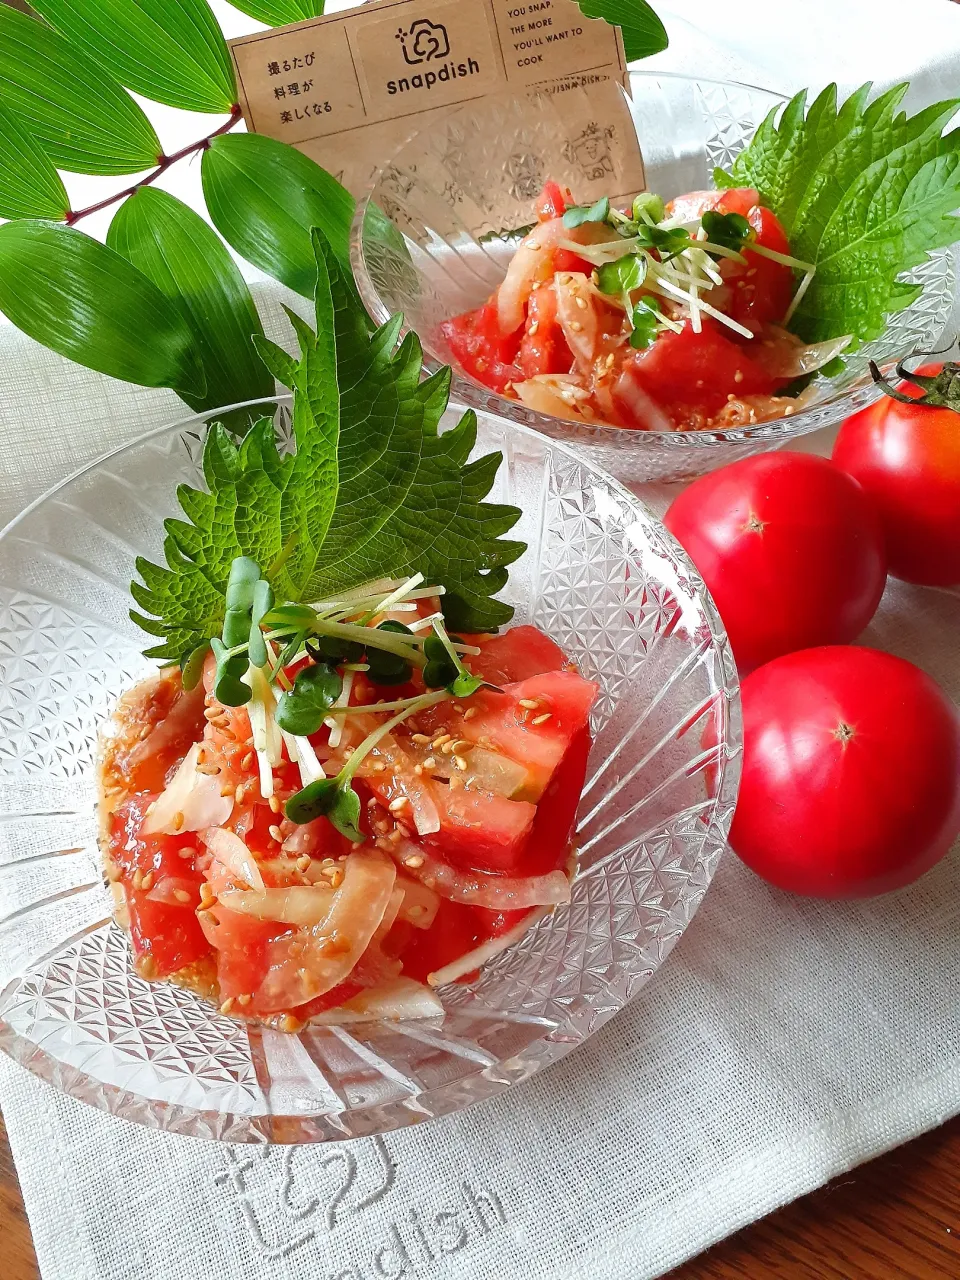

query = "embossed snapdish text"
[[229, 0, 643, 198]]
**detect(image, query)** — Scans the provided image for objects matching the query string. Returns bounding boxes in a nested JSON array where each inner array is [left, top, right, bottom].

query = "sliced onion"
[[144, 876, 199, 907], [612, 368, 674, 432], [752, 329, 852, 378], [309, 977, 444, 1024], [393, 840, 571, 909], [427, 747, 529, 800], [395, 874, 440, 929], [142, 742, 234, 836], [200, 827, 266, 892], [368, 733, 440, 836], [514, 375, 586, 424], [255, 848, 397, 1012], [217, 884, 335, 927], [428, 909, 544, 986], [554, 272, 603, 372]]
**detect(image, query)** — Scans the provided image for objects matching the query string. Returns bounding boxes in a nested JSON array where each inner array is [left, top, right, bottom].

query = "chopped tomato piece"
[[664, 187, 760, 221], [110, 794, 211, 979], [422, 785, 537, 874], [439, 301, 522, 394], [205, 904, 291, 1007], [524, 726, 591, 875], [463, 624, 568, 685], [398, 899, 532, 984], [536, 180, 573, 221], [616, 318, 782, 423], [518, 284, 573, 379]]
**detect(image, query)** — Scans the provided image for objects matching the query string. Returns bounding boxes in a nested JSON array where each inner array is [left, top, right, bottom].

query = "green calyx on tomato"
[[870, 355, 960, 412]]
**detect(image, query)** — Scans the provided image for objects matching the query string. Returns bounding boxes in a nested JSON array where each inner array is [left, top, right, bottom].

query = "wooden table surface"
[[3, 1110, 960, 1279]]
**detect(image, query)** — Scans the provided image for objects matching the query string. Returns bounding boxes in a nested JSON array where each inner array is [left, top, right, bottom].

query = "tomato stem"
[[870, 353, 960, 413]]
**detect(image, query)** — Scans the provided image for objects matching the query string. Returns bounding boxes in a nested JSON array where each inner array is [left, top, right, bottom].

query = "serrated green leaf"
[[792, 130, 960, 344], [106, 187, 272, 415], [31, 0, 236, 114], [226, 0, 325, 23], [569, 0, 668, 61], [0, 5, 160, 175], [0, 99, 69, 220], [202, 132, 356, 297], [130, 228, 524, 659], [0, 221, 204, 397]]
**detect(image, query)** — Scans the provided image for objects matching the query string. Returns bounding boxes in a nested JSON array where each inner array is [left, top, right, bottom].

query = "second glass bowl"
[[352, 73, 957, 485]]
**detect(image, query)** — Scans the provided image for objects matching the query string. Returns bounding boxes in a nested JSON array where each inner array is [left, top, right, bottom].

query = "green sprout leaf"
[[570, 0, 668, 62], [305, 633, 365, 665], [107, 187, 274, 417], [284, 777, 362, 842], [202, 133, 357, 298], [30, 0, 237, 115], [180, 642, 209, 691], [636, 223, 690, 260], [701, 209, 752, 252], [632, 192, 665, 223], [0, 221, 204, 396], [129, 228, 525, 661], [366, 621, 414, 687], [0, 4, 161, 175], [0, 100, 69, 221], [563, 196, 611, 229], [596, 253, 647, 296], [211, 637, 250, 707], [274, 662, 342, 736], [628, 296, 660, 349]]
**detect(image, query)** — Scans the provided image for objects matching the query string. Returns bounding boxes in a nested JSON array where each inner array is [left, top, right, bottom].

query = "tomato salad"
[[99, 575, 597, 1032], [441, 182, 850, 433]]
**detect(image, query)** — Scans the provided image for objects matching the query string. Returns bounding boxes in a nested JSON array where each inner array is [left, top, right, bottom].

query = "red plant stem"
[[64, 104, 244, 226]]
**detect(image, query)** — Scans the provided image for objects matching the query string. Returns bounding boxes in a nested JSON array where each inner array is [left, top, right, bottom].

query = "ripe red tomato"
[[664, 452, 887, 673], [730, 646, 960, 897], [517, 283, 572, 378], [439, 301, 521, 394], [832, 362, 960, 585]]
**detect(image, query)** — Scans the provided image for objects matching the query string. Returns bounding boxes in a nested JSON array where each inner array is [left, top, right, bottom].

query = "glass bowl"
[[352, 72, 957, 485], [0, 397, 739, 1143]]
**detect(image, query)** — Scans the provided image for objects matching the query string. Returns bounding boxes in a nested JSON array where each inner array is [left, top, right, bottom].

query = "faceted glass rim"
[[0, 397, 741, 1143]]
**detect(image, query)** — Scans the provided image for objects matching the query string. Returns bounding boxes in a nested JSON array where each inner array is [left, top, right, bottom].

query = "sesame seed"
[[403, 853, 425, 869], [374, 819, 390, 835], [441, 741, 455, 754], [518, 698, 540, 710], [605, 353, 616, 370], [172, 811, 185, 832], [220, 783, 235, 798], [279, 1015, 303, 1034], [531, 280, 541, 291], [454, 755, 468, 770], [236, 993, 252, 1007], [414, 764, 423, 775], [204, 707, 221, 721], [196, 762, 220, 776], [132, 869, 143, 890], [368, 796, 379, 808], [296, 856, 311, 871], [432, 733, 452, 748], [389, 828, 403, 844], [528, 320, 539, 335], [241, 750, 255, 771], [575, 295, 588, 310], [389, 796, 409, 812], [373, 761, 387, 772], [452, 740, 473, 754], [529, 241, 542, 251], [733, 369, 744, 384], [269, 794, 281, 813], [475, 357, 487, 372], [140, 871, 155, 892], [234, 781, 247, 804], [423, 756, 437, 770], [569, 321, 583, 333], [330, 870, 344, 889], [220, 998, 235, 1015], [532, 712, 553, 725], [174, 889, 191, 904], [463, 707, 478, 721], [351, 841, 364, 850], [409, 905, 426, 918], [268, 824, 283, 843]]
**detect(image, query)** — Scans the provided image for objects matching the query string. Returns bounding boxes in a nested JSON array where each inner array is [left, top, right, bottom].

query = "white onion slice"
[[256, 848, 397, 1012], [200, 827, 266, 892], [393, 841, 571, 909], [428, 909, 545, 986], [217, 884, 334, 927], [367, 733, 440, 836], [142, 743, 234, 836], [752, 330, 852, 378], [395, 875, 440, 930], [554, 273, 602, 372], [308, 977, 444, 1024], [612, 369, 673, 432], [514, 376, 585, 424], [144, 876, 199, 907]]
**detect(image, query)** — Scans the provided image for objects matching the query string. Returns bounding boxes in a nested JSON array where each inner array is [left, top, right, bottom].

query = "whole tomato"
[[730, 646, 960, 898], [832, 361, 960, 585], [664, 452, 887, 674]]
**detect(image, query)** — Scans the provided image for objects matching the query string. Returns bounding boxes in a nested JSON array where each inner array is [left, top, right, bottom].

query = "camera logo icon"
[[396, 19, 450, 65]]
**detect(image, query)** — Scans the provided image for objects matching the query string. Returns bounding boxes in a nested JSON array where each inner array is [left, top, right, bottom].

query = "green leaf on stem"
[[274, 662, 342, 736], [284, 776, 362, 842], [366, 621, 414, 687], [596, 253, 647, 296], [107, 187, 273, 415], [569, 0, 668, 62], [0, 221, 204, 396], [30, 0, 236, 115], [226, 0, 326, 23], [0, 100, 69, 221], [202, 133, 356, 297], [0, 5, 160, 175]]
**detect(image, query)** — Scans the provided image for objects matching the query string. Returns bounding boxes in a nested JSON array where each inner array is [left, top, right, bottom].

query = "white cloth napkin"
[[5, 3, 960, 1279]]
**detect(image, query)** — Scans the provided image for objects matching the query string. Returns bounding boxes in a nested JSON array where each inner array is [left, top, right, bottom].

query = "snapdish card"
[[229, 0, 644, 200]]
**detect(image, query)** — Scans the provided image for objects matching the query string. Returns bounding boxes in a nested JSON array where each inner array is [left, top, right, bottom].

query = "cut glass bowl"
[[0, 398, 739, 1142], [352, 72, 957, 485]]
